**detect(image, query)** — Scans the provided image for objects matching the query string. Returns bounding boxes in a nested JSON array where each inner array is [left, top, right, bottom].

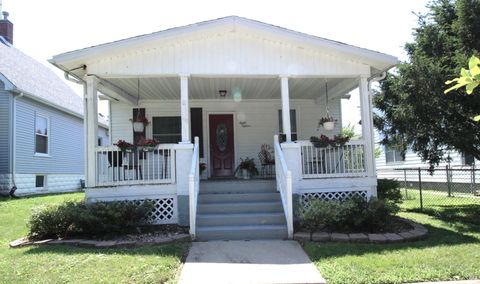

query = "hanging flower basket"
[[318, 116, 336, 131], [130, 116, 149, 133]]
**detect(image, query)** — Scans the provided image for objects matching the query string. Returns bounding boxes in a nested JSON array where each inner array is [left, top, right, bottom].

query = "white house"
[[0, 10, 109, 196], [50, 16, 397, 240]]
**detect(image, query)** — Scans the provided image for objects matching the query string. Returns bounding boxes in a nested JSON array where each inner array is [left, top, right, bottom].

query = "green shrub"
[[377, 179, 403, 204], [299, 196, 400, 233], [28, 200, 153, 240]]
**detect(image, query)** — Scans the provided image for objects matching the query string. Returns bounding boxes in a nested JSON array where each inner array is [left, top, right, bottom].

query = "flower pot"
[[133, 121, 145, 132], [242, 169, 250, 179], [323, 121, 335, 131]]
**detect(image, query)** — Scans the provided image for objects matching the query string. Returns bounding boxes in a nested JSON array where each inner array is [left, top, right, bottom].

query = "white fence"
[[95, 144, 176, 186], [189, 137, 200, 238], [274, 135, 293, 239], [298, 140, 367, 178]]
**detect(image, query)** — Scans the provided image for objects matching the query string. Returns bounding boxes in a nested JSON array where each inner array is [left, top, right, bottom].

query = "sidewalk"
[[178, 240, 325, 284]]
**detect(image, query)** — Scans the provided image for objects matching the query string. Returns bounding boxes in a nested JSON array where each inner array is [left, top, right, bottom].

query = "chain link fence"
[[378, 166, 480, 224]]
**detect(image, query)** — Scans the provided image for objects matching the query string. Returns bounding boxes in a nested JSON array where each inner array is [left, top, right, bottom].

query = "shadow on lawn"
[[305, 223, 480, 260], [23, 242, 190, 257], [405, 204, 480, 232]]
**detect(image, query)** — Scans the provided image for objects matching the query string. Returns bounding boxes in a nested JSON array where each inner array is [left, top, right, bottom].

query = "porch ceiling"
[[101, 76, 358, 101]]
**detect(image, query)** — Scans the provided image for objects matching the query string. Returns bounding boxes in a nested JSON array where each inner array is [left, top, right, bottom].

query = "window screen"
[[35, 175, 45, 188], [385, 145, 404, 163], [35, 115, 48, 154], [152, 117, 181, 143]]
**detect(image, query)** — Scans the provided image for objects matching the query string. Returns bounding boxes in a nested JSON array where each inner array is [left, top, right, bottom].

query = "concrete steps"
[[195, 180, 287, 241]]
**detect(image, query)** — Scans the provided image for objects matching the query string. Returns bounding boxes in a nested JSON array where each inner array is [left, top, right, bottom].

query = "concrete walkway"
[[178, 240, 325, 284]]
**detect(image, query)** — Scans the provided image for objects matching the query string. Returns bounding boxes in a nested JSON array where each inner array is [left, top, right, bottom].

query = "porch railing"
[[298, 140, 367, 178], [274, 135, 293, 239], [95, 144, 176, 186], [188, 137, 200, 238]]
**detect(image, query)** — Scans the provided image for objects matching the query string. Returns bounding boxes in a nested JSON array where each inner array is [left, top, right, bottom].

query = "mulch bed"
[[9, 225, 191, 249]]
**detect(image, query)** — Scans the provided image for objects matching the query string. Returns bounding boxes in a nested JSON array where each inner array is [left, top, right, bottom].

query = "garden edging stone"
[[293, 218, 428, 244]]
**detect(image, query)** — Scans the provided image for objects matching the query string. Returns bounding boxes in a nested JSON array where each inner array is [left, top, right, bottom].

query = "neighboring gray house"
[[0, 11, 108, 196]]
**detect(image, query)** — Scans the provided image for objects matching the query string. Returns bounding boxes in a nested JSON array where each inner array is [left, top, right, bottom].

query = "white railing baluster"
[[94, 144, 177, 187], [298, 140, 368, 179]]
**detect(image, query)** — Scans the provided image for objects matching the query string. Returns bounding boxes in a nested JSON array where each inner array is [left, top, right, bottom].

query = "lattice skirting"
[[125, 196, 177, 225], [301, 190, 368, 209]]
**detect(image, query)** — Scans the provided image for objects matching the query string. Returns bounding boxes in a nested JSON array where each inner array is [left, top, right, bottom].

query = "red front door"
[[209, 114, 235, 177]]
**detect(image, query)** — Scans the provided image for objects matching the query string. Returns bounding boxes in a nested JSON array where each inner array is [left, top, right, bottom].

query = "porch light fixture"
[[219, 90, 227, 97]]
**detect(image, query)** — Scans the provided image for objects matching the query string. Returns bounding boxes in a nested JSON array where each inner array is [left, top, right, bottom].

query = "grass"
[[0, 192, 189, 284], [401, 189, 480, 225], [304, 201, 480, 284]]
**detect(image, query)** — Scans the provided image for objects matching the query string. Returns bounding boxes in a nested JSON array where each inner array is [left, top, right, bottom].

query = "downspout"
[[10, 92, 23, 197]]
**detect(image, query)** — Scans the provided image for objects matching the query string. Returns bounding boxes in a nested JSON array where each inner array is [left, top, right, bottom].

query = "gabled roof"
[[0, 40, 84, 116], [51, 16, 398, 75]]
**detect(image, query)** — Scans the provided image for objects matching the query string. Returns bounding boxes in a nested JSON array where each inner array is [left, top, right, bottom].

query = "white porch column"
[[359, 76, 376, 178], [180, 75, 190, 143], [280, 76, 292, 142], [85, 75, 99, 188]]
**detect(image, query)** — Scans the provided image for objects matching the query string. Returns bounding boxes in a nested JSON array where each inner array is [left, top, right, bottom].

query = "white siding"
[[110, 98, 342, 174], [0, 91, 11, 174], [87, 30, 370, 77], [15, 96, 84, 174]]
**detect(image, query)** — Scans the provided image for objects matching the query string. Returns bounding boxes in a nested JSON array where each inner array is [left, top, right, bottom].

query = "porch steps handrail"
[[189, 137, 200, 238], [273, 135, 294, 239]]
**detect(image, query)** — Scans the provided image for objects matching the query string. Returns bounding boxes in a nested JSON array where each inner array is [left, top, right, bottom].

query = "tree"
[[374, 0, 480, 169]]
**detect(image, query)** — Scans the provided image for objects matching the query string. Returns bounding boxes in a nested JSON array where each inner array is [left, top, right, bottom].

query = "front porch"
[[49, 16, 396, 239]]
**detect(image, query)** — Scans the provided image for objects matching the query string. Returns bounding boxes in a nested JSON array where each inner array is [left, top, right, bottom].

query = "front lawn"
[[0, 193, 189, 284], [304, 211, 480, 284]]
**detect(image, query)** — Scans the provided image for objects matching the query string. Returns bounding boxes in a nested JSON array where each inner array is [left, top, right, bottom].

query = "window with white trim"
[[35, 175, 45, 188], [152, 116, 181, 143], [385, 145, 404, 164], [35, 115, 49, 154], [462, 153, 475, 166]]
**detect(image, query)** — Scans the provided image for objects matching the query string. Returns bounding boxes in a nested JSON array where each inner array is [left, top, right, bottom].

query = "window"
[[35, 115, 48, 154], [463, 153, 475, 166], [278, 109, 297, 141], [385, 145, 404, 163], [35, 175, 45, 188], [98, 137, 103, 146], [152, 116, 181, 143]]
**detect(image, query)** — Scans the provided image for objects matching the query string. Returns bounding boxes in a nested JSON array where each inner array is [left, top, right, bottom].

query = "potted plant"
[[137, 137, 159, 151], [235, 157, 259, 179], [318, 116, 336, 131], [114, 139, 134, 152], [130, 115, 149, 133], [200, 163, 207, 174]]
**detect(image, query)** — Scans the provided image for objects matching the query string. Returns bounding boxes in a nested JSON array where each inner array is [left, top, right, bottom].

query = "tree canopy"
[[374, 0, 480, 168]]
